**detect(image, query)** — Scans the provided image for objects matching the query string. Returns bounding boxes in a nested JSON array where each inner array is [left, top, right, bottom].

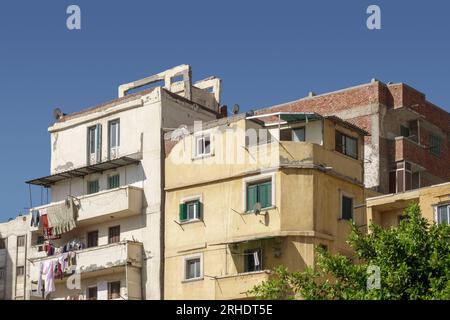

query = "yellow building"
[[366, 182, 450, 228], [163, 112, 369, 300]]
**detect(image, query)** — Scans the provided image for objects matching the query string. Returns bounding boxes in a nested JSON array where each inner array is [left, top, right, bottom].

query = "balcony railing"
[[214, 270, 272, 300], [28, 241, 143, 282], [30, 186, 143, 230]]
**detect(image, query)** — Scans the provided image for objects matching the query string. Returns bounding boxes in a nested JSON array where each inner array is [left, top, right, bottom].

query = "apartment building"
[[0, 215, 29, 300], [366, 182, 450, 229], [23, 65, 222, 300], [164, 112, 369, 299], [257, 80, 450, 194]]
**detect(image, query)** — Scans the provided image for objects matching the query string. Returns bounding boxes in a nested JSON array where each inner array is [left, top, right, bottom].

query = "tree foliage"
[[250, 203, 450, 300]]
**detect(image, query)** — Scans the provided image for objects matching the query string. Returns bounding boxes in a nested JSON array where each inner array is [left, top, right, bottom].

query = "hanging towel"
[[46, 198, 78, 236], [253, 251, 260, 267], [42, 260, 56, 298]]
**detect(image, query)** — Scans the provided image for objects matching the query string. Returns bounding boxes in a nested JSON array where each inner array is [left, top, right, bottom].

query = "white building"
[[0, 215, 29, 300], [24, 65, 222, 300]]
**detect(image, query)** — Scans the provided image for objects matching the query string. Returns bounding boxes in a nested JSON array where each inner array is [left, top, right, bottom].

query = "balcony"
[[30, 186, 143, 230], [214, 270, 272, 300], [29, 241, 143, 282]]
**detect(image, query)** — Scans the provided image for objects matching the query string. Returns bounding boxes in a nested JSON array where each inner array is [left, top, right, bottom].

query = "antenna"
[[53, 108, 65, 120], [233, 104, 240, 115]]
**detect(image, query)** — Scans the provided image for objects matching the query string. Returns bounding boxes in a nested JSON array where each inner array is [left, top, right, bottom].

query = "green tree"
[[250, 203, 450, 300]]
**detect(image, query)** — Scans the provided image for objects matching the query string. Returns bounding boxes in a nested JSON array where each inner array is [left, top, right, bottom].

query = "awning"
[[26, 153, 142, 187], [246, 112, 322, 124]]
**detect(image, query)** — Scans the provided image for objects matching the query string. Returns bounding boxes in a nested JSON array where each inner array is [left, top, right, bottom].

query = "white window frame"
[[108, 119, 120, 160], [193, 132, 212, 158], [340, 191, 354, 221], [88, 124, 101, 164], [183, 253, 203, 282], [434, 203, 450, 225], [180, 194, 203, 223], [242, 172, 276, 213]]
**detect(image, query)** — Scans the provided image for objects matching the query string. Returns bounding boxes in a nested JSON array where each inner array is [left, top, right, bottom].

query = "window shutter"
[[96, 124, 102, 162], [196, 200, 202, 219], [335, 131, 343, 153], [179, 203, 187, 221], [247, 184, 257, 211], [258, 182, 272, 208]]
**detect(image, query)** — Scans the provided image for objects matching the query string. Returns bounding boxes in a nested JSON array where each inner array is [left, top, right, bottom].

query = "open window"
[[194, 133, 212, 158], [87, 124, 102, 164], [244, 249, 262, 272], [179, 198, 202, 223]]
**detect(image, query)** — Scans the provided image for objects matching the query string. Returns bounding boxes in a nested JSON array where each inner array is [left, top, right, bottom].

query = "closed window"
[[87, 180, 100, 194], [108, 120, 120, 159], [16, 266, 24, 276], [185, 257, 201, 280], [108, 226, 120, 244], [195, 134, 211, 157], [335, 131, 358, 159], [108, 174, 120, 189], [430, 134, 441, 157], [87, 124, 102, 164], [244, 249, 262, 272], [17, 236, 25, 247], [87, 231, 99, 248], [87, 286, 98, 300], [246, 180, 272, 212], [341, 195, 354, 221], [437, 204, 450, 225], [179, 200, 202, 222], [108, 281, 121, 300], [0, 238, 5, 250]]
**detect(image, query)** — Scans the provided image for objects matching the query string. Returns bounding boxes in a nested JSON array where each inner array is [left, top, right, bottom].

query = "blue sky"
[[0, 1, 449, 221]]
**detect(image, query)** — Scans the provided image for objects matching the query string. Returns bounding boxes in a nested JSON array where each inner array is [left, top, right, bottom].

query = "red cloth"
[[41, 214, 49, 229]]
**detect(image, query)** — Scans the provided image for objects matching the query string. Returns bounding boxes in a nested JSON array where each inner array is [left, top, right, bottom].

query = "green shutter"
[[342, 196, 353, 220], [179, 203, 187, 221], [258, 182, 272, 208], [196, 200, 202, 219], [247, 184, 257, 212]]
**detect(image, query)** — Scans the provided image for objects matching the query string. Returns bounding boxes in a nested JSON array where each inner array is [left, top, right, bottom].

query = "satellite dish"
[[233, 104, 240, 115], [254, 202, 262, 215], [53, 108, 65, 120]]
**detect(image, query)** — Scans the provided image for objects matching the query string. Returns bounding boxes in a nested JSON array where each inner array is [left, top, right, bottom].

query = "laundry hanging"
[[46, 198, 78, 236]]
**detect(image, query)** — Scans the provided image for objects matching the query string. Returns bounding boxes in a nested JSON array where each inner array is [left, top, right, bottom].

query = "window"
[[16, 266, 24, 276], [335, 131, 358, 159], [87, 180, 100, 194], [108, 226, 120, 244], [108, 174, 120, 189], [87, 124, 102, 164], [244, 249, 262, 272], [279, 127, 305, 142], [87, 286, 98, 300], [246, 180, 272, 212], [87, 231, 99, 248], [0, 269, 4, 280], [108, 281, 121, 300], [400, 125, 410, 138], [437, 204, 450, 225], [179, 200, 202, 222], [341, 195, 353, 221], [17, 236, 25, 247], [37, 236, 44, 252], [185, 257, 202, 280], [0, 238, 5, 250], [108, 120, 120, 159], [430, 134, 441, 157], [195, 134, 211, 157]]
